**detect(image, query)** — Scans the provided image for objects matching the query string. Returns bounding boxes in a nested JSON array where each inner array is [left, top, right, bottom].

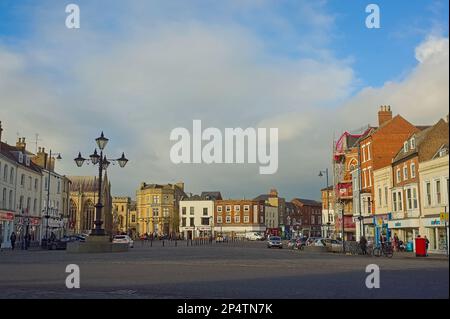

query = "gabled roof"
[[392, 126, 432, 163], [200, 191, 222, 200], [69, 176, 100, 192], [0, 141, 42, 174]]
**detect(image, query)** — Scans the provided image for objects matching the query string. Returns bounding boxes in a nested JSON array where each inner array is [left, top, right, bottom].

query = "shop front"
[[196, 226, 213, 238], [421, 217, 449, 254], [387, 218, 420, 250], [0, 210, 15, 249], [14, 216, 41, 247], [373, 213, 392, 246]]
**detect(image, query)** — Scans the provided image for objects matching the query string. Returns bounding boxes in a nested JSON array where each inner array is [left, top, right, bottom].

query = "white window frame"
[[243, 215, 249, 223], [225, 216, 231, 223], [217, 206, 222, 213], [396, 169, 401, 183], [410, 163, 416, 178], [367, 142, 372, 160], [217, 216, 222, 224], [403, 165, 408, 181]]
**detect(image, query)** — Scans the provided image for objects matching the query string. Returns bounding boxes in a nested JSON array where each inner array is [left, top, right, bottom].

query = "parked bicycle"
[[373, 242, 393, 258]]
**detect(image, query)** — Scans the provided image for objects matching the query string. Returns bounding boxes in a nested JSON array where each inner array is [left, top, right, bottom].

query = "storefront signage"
[[0, 211, 14, 221], [440, 212, 449, 222]]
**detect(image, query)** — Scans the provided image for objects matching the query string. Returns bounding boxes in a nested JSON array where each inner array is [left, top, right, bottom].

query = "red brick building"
[[290, 198, 322, 237], [214, 199, 266, 237]]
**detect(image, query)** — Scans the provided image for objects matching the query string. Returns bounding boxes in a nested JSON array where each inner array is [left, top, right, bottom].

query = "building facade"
[[418, 146, 449, 254], [136, 182, 186, 237], [321, 186, 335, 238], [179, 195, 215, 239], [112, 196, 132, 235], [214, 199, 266, 237], [291, 198, 322, 237], [68, 175, 113, 235]]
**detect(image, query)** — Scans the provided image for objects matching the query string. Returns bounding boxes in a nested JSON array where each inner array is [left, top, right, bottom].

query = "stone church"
[[68, 174, 113, 235]]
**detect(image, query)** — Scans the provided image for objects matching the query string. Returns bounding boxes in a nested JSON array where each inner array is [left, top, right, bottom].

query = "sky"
[[0, 0, 448, 201]]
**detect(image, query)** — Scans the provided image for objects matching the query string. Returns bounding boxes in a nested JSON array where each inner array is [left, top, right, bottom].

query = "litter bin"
[[415, 237, 426, 257]]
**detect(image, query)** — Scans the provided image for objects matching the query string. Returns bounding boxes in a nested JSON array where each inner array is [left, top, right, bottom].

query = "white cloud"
[[0, 2, 448, 201]]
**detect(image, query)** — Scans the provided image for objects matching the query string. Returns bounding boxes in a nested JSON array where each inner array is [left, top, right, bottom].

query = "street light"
[[319, 168, 330, 238], [74, 132, 128, 236]]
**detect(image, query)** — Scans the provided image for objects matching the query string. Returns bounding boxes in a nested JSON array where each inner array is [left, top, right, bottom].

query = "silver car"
[[267, 236, 283, 249]]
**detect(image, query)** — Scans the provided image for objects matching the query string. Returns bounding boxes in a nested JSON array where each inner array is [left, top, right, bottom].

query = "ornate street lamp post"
[[74, 132, 128, 236]]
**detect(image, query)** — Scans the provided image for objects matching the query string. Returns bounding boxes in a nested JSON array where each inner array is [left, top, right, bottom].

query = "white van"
[[245, 232, 264, 241]]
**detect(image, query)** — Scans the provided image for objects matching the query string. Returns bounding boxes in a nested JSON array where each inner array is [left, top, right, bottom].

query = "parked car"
[[112, 235, 134, 248], [47, 235, 84, 250], [306, 237, 322, 246], [245, 232, 264, 241], [267, 236, 283, 249]]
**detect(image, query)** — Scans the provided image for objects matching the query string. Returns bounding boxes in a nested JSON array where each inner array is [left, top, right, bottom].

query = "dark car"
[[47, 236, 84, 250], [267, 236, 283, 249]]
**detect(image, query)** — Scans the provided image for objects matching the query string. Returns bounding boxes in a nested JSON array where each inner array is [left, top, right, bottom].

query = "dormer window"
[[25, 156, 30, 166], [403, 142, 409, 153], [439, 147, 448, 157], [18, 152, 23, 164], [410, 137, 416, 150]]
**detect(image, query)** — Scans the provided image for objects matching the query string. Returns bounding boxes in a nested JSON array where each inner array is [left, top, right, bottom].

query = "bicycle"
[[373, 243, 393, 258]]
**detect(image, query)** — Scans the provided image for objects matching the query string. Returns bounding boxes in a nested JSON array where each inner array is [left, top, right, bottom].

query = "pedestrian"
[[359, 236, 367, 255], [25, 232, 31, 250], [10, 232, 16, 250], [424, 236, 430, 256], [393, 233, 399, 252]]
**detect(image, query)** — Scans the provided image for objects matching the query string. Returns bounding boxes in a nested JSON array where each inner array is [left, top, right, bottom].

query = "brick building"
[[214, 199, 266, 237], [290, 198, 322, 237]]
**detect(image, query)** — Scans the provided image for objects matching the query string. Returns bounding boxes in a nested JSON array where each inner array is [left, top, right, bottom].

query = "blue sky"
[[1, 0, 447, 89], [0, 1, 448, 199]]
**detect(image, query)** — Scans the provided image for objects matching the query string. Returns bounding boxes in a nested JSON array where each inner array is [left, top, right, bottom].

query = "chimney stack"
[[378, 105, 392, 126], [16, 137, 27, 152]]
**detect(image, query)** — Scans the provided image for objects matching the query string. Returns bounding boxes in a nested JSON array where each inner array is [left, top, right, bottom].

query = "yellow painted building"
[[136, 182, 186, 237]]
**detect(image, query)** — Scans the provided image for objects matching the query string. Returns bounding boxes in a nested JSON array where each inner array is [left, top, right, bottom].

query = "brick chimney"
[[32, 147, 50, 169], [16, 137, 27, 152], [378, 105, 392, 126]]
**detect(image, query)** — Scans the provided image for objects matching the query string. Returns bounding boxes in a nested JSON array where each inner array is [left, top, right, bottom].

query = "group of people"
[[359, 233, 430, 255], [9, 231, 32, 250]]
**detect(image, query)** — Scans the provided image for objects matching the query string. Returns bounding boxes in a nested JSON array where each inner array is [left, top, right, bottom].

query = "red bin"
[[415, 238, 426, 257]]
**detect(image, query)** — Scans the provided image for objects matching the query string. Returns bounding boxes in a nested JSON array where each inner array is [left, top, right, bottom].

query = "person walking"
[[360, 236, 368, 255], [424, 235, 430, 256], [393, 233, 399, 252], [25, 232, 31, 250], [10, 232, 16, 250]]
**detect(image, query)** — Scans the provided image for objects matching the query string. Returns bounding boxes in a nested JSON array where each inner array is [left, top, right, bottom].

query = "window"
[[9, 190, 13, 210], [243, 215, 249, 223], [131, 215, 136, 223], [44, 176, 48, 190], [243, 205, 250, 212], [425, 182, 432, 206], [226, 205, 231, 213], [403, 166, 408, 181], [234, 215, 240, 223], [21, 174, 25, 187], [225, 216, 231, 223], [407, 188, 412, 210], [404, 141, 409, 152], [368, 167, 372, 186], [34, 179, 38, 191], [33, 199, 37, 213], [378, 188, 382, 208], [19, 196, 24, 210], [412, 188, 418, 209], [234, 205, 240, 212], [3, 164, 7, 181], [2, 188, 6, 209], [163, 208, 169, 217], [28, 176, 32, 190], [217, 216, 222, 224], [57, 180, 61, 194], [311, 215, 315, 224], [201, 217, 210, 225], [182, 207, 186, 215], [384, 187, 388, 207], [10, 168, 14, 184], [411, 163, 416, 178], [367, 143, 371, 160], [410, 138, 416, 149], [181, 217, 186, 227], [362, 145, 366, 162], [398, 192, 402, 211], [203, 207, 208, 216], [396, 169, 401, 183], [153, 208, 159, 217], [436, 180, 441, 204], [153, 195, 160, 204], [189, 217, 194, 227], [189, 207, 194, 215], [217, 206, 222, 213]]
